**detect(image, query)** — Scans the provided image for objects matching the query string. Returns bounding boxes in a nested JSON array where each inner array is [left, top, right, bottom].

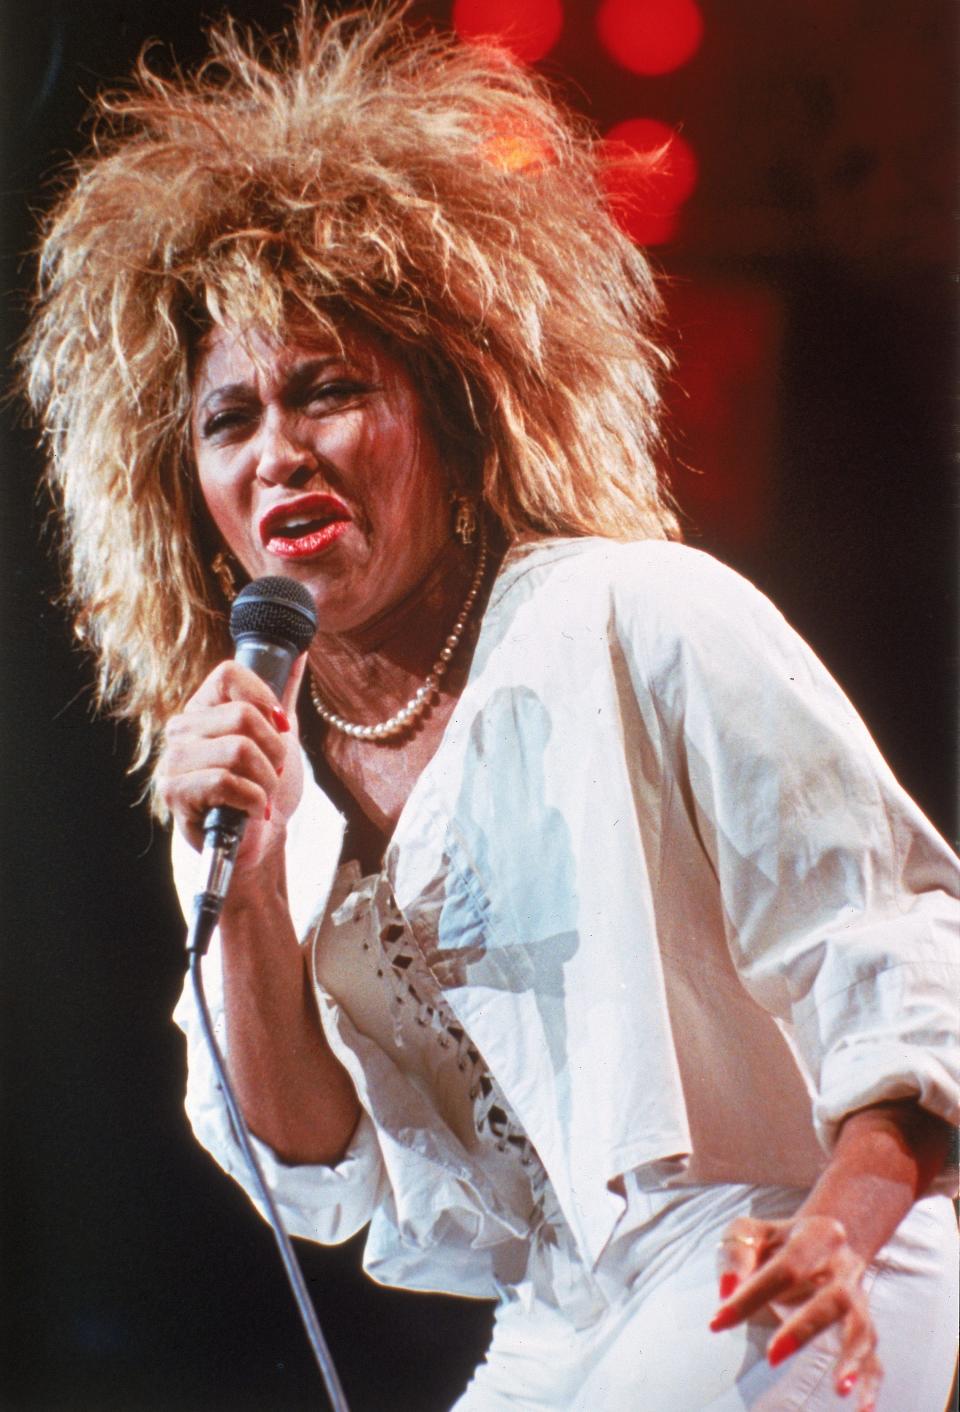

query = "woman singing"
[[22, 8, 958, 1409]]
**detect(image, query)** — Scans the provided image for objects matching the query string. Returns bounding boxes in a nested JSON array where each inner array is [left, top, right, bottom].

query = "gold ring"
[[718, 1233, 762, 1248]]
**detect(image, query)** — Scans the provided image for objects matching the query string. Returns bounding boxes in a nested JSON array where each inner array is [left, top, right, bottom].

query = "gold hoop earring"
[[211, 550, 239, 602], [452, 494, 478, 546]]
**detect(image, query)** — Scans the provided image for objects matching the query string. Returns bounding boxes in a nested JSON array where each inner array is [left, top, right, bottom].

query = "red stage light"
[[600, 118, 698, 246], [597, 0, 703, 77], [452, 0, 564, 65]]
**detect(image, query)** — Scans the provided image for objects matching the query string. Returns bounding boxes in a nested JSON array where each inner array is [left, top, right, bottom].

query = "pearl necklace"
[[308, 524, 488, 741]]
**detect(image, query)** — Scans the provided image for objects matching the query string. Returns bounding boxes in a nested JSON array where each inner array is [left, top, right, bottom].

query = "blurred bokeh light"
[[597, 0, 703, 76], [601, 117, 698, 245], [452, 0, 564, 63]]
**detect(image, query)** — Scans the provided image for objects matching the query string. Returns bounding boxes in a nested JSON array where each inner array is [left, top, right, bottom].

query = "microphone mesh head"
[[229, 576, 317, 652]]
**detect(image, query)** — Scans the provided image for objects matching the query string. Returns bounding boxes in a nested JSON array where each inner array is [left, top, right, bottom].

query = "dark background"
[[1, 2, 956, 1409]]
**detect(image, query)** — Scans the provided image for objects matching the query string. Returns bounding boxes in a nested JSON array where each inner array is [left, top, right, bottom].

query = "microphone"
[[187, 576, 317, 955]]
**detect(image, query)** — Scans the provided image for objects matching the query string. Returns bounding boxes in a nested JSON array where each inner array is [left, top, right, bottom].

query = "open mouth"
[[260, 496, 351, 559]]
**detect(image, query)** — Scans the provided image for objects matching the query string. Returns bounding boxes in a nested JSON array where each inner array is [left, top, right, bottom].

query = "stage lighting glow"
[[597, 0, 703, 77], [483, 125, 551, 173], [453, 0, 564, 65], [600, 118, 698, 246]]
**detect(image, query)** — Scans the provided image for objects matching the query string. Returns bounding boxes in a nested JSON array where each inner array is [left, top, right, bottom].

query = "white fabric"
[[172, 538, 960, 1297], [453, 1185, 959, 1412], [311, 863, 547, 1214]]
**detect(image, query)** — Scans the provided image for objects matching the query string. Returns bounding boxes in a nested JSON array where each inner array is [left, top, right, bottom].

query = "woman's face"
[[191, 324, 452, 634]]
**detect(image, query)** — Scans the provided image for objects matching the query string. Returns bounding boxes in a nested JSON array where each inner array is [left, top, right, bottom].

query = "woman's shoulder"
[[483, 535, 816, 713], [500, 533, 752, 585], [495, 535, 776, 637]]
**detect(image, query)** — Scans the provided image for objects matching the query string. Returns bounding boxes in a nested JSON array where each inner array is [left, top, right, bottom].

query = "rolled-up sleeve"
[[172, 945, 384, 1242], [797, 921, 958, 1154], [624, 545, 960, 1186]]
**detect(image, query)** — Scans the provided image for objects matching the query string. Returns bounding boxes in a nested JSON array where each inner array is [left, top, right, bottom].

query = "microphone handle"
[[189, 634, 299, 954], [233, 635, 299, 699], [202, 633, 298, 840]]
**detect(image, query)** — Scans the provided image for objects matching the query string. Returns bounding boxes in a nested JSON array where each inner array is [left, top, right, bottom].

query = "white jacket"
[[173, 539, 959, 1297]]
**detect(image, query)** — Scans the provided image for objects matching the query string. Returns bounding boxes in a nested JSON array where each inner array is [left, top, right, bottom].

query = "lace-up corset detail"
[[308, 864, 547, 1217]]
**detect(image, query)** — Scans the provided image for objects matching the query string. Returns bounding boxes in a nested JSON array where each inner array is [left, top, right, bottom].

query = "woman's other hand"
[[711, 1212, 880, 1408], [709, 1099, 952, 1412], [157, 654, 307, 873]]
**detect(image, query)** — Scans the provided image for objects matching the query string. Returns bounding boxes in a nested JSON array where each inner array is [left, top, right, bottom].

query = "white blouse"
[[311, 862, 547, 1222], [172, 538, 959, 1299]]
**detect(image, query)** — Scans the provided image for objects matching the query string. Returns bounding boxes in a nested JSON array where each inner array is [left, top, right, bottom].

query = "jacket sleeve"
[[169, 786, 385, 1244], [619, 544, 959, 1188]]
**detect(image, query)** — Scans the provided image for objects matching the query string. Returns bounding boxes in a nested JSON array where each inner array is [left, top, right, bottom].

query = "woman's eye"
[[304, 380, 369, 408], [197, 379, 375, 439], [201, 408, 252, 439]]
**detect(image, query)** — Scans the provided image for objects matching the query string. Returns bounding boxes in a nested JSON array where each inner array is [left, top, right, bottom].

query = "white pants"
[[453, 1183, 959, 1411]]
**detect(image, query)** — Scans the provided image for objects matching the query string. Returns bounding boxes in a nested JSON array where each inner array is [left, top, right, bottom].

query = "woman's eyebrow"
[[195, 358, 341, 411], [194, 353, 366, 419], [196, 381, 254, 413]]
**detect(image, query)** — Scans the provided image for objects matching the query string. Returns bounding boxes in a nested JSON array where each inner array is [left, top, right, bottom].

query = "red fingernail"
[[837, 1373, 858, 1397], [710, 1307, 737, 1333], [276, 763, 284, 777], [264, 802, 272, 822], [768, 1333, 800, 1367], [719, 1273, 740, 1301], [272, 707, 290, 732]]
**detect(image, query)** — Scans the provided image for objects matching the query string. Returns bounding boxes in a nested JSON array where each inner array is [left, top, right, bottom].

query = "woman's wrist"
[[218, 829, 291, 931], [798, 1099, 951, 1262]]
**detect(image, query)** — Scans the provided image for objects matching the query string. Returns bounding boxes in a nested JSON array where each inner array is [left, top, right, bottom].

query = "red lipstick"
[[259, 494, 351, 560]]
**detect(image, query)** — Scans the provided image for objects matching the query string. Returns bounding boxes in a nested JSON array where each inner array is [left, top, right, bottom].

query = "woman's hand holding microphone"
[[157, 653, 307, 881]]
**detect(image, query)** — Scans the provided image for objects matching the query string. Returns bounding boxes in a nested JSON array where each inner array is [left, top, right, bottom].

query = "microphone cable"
[[186, 941, 352, 1412], [181, 576, 350, 1409]]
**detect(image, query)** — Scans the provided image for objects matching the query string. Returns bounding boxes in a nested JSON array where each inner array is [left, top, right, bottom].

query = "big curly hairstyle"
[[22, 2, 678, 789]]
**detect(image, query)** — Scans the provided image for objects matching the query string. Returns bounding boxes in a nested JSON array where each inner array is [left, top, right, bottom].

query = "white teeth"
[[270, 514, 323, 535], [265, 505, 347, 540]]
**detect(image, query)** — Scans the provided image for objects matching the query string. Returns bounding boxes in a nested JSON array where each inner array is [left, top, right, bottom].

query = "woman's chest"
[[304, 698, 458, 870], [309, 865, 547, 1215]]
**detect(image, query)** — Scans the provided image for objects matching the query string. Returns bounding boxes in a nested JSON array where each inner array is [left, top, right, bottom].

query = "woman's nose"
[[255, 412, 316, 486]]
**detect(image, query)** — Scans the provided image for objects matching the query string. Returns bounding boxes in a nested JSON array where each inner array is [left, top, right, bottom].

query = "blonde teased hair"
[[22, 3, 678, 786]]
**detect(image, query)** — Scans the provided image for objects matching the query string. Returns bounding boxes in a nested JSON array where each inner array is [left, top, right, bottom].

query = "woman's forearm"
[[797, 1099, 952, 1262], [218, 857, 361, 1167]]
